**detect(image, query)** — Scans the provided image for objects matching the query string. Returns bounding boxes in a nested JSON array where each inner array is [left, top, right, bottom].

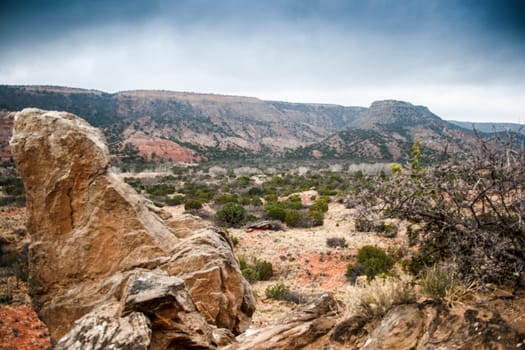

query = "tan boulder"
[[10, 108, 255, 345]]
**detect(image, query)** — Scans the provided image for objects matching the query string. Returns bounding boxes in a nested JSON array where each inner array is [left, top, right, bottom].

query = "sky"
[[0, 0, 524, 123]]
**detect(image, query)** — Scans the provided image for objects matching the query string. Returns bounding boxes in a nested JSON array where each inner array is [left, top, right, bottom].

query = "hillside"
[[0, 85, 478, 164], [450, 120, 525, 135]]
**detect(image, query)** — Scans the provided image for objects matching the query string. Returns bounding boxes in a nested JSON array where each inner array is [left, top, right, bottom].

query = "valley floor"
[[2, 199, 525, 349]]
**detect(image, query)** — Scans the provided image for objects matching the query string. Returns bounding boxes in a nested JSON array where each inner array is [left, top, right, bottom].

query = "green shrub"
[[240, 196, 252, 206], [284, 209, 301, 227], [376, 222, 398, 238], [310, 198, 329, 212], [356, 245, 394, 280], [308, 210, 324, 226], [247, 187, 264, 196], [184, 199, 203, 210], [254, 258, 273, 281], [238, 256, 248, 270], [250, 197, 263, 207], [214, 193, 239, 205], [346, 263, 365, 284], [165, 194, 185, 206], [264, 194, 278, 202], [265, 283, 289, 300], [215, 202, 245, 227], [355, 218, 374, 232], [285, 200, 304, 210], [242, 268, 259, 284], [265, 203, 286, 221], [146, 183, 175, 197], [239, 257, 273, 282]]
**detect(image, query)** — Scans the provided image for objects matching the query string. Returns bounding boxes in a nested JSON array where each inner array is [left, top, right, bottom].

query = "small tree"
[[215, 202, 245, 227]]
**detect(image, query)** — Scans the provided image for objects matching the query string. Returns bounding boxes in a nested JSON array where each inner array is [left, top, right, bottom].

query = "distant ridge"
[[0, 84, 493, 164], [450, 120, 525, 135]]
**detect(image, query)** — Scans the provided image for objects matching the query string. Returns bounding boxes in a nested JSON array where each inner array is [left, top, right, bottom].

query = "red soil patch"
[[300, 251, 350, 290], [0, 305, 51, 350]]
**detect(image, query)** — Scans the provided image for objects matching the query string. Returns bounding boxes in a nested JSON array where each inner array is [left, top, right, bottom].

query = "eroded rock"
[[327, 302, 525, 350], [224, 293, 341, 350], [10, 108, 255, 346]]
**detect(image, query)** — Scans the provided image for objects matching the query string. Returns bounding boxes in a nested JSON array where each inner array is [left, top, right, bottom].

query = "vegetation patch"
[[347, 245, 395, 282]]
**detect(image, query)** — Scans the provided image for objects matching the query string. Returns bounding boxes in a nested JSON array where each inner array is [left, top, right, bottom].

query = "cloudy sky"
[[1, 0, 524, 122]]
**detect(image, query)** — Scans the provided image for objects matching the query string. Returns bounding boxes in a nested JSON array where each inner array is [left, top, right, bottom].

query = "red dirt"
[[299, 251, 350, 290], [0, 305, 51, 350]]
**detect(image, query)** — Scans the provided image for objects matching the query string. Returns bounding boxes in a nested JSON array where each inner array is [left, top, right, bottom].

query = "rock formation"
[[223, 293, 341, 350], [10, 108, 255, 347]]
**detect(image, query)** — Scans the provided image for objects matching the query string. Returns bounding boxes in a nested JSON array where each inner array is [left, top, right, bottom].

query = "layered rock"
[[10, 108, 255, 346]]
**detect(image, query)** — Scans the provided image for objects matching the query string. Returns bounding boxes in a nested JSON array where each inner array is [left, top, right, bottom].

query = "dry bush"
[[421, 263, 477, 307], [340, 275, 416, 319], [349, 134, 525, 288]]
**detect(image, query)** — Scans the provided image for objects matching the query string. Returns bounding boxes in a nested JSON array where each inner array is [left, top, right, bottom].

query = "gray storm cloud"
[[0, 0, 524, 122]]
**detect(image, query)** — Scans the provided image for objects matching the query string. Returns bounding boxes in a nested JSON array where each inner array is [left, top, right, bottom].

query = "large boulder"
[[10, 108, 255, 346]]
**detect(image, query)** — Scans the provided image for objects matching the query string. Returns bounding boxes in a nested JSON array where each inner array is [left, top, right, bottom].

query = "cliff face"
[[10, 108, 255, 348], [1, 85, 499, 163]]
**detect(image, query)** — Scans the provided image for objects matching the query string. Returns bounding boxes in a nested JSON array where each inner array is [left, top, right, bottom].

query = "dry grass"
[[421, 263, 478, 308], [337, 274, 416, 319]]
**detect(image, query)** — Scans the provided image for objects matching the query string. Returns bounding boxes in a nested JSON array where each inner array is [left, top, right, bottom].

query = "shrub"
[[215, 202, 245, 227], [165, 194, 185, 206], [265, 282, 289, 300], [355, 218, 374, 232], [346, 263, 365, 284], [238, 256, 247, 270], [356, 245, 394, 280], [265, 203, 286, 222], [184, 199, 203, 210], [349, 276, 416, 318], [146, 183, 175, 197], [242, 268, 259, 284], [285, 200, 304, 210], [239, 257, 273, 282], [284, 209, 301, 227], [421, 263, 477, 307], [254, 258, 273, 281], [348, 135, 525, 287], [247, 187, 264, 196], [308, 210, 324, 226], [310, 198, 329, 212], [326, 237, 347, 248], [250, 197, 263, 207], [376, 222, 398, 238], [214, 193, 239, 205]]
